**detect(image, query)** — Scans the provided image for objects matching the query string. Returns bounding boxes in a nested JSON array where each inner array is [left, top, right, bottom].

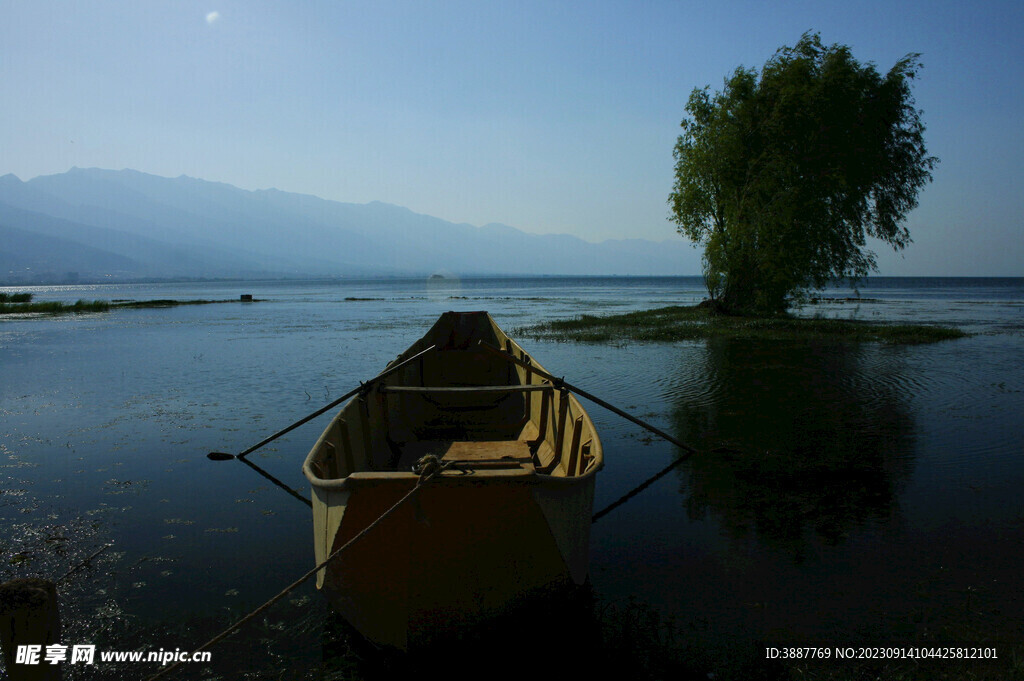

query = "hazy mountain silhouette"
[[0, 168, 700, 283]]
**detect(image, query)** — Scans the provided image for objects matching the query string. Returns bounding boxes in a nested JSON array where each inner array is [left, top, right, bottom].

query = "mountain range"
[[0, 167, 699, 283]]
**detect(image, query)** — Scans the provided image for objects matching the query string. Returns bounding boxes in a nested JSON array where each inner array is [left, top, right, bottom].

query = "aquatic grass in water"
[[0, 299, 111, 314], [112, 298, 260, 308], [0, 297, 261, 315], [517, 305, 967, 344]]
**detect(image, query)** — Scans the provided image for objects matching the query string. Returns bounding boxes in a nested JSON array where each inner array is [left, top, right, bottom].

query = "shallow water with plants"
[[2, 276, 1022, 679]]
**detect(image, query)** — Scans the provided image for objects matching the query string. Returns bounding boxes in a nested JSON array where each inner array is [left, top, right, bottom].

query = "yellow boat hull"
[[303, 311, 602, 649]]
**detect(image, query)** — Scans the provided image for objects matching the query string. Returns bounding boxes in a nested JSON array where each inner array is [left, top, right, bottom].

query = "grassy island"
[[0, 294, 261, 316], [0, 298, 111, 314], [110, 298, 257, 308], [516, 305, 966, 345]]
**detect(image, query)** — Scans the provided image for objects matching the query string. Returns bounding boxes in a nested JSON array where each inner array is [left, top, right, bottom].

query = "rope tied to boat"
[[146, 457, 450, 681], [412, 453, 453, 482]]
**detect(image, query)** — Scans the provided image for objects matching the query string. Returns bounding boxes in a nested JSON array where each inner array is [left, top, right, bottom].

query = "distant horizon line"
[[4, 274, 1024, 288]]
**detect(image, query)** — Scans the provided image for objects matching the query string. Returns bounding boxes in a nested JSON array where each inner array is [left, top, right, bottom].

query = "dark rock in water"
[[0, 578, 62, 680]]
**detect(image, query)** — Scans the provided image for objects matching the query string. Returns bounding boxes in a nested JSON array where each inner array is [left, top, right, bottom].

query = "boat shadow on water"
[[316, 582, 778, 681]]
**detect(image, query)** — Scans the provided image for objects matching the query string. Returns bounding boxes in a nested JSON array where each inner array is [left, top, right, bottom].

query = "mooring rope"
[[145, 456, 451, 681]]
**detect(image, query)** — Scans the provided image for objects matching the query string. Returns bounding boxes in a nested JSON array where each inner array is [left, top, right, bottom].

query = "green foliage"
[[669, 33, 937, 314], [0, 292, 33, 303]]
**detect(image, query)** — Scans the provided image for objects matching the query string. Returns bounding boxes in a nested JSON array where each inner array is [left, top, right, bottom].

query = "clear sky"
[[2, 0, 1022, 275]]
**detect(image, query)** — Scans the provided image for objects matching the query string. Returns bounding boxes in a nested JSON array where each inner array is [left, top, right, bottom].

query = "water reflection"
[[671, 339, 917, 560]]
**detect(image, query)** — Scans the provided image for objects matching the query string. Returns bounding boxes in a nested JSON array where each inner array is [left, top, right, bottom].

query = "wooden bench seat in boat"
[[390, 438, 536, 473]]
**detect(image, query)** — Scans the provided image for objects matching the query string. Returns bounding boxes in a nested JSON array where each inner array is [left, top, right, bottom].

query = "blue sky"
[[3, 0, 1022, 275]]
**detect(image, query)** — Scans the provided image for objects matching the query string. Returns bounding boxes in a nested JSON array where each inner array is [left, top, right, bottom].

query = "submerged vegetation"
[[0, 295, 260, 316], [517, 305, 966, 345]]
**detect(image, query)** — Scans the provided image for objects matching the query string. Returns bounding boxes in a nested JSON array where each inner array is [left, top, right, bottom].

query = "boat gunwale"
[[301, 311, 603, 491]]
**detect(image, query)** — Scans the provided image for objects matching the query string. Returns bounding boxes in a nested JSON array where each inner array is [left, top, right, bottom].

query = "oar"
[[480, 340, 737, 521], [478, 340, 700, 457], [237, 456, 312, 508], [591, 445, 735, 523], [208, 344, 436, 461], [591, 456, 687, 523]]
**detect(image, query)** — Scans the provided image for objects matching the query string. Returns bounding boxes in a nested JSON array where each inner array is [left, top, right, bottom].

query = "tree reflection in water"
[[670, 338, 917, 560]]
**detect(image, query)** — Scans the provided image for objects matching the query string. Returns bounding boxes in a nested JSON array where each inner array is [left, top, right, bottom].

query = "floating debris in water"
[[104, 478, 150, 487], [9, 551, 32, 565], [94, 601, 129, 620], [0, 458, 39, 469]]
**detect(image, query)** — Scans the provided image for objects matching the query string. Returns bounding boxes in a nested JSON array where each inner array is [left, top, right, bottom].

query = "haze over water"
[[2, 276, 1022, 677]]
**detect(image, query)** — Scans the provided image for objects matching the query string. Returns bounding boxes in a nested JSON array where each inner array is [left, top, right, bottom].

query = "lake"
[[2, 276, 1022, 679]]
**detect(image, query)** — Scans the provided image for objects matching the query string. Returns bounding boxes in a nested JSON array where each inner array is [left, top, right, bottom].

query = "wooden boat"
[[302, 311, 603, 649]]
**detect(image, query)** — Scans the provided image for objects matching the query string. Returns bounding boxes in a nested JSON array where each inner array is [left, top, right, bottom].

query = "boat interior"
[[307, 311, 600, 481]]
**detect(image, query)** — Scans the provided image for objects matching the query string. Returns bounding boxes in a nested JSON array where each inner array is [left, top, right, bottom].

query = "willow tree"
[[669, 33, 937, 314]]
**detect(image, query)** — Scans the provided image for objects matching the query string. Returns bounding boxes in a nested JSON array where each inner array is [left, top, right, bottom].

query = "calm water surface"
[[2, 276, 1022, 678]]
